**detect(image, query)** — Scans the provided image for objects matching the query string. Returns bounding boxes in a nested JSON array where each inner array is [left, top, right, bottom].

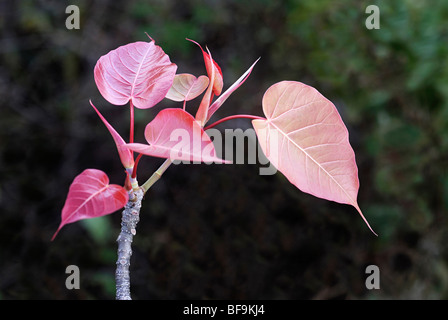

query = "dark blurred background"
[[1, 0, 448, 300]]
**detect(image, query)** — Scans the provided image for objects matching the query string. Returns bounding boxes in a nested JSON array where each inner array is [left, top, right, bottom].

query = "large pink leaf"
[[165, 74, 209, 102], [252, 81, 376, 235], [94, 40, 177, 109], [126, 108, 229, 164], [90, 100, 134, 170], [52, 169, 129, 240]]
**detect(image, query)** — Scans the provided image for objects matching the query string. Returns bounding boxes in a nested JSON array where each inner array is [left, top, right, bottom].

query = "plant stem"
[[115, 187, 144, 300], [204, 114, 264, 130], [129, 101, 135, 157], [131, 153, 143, 179], [141, 158, 172, 193]]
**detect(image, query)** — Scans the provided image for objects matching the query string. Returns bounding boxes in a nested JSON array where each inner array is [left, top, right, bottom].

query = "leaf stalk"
[[141, 158, 173, 193]]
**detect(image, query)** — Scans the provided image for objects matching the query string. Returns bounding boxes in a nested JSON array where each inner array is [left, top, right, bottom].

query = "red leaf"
[[187, 39, 223, 96], [194, 46, 216, 126], [126, 108, 229, 164], [94, 40, 177, 109], [52, 169, 129, 240], [252, 81, 376, 235]]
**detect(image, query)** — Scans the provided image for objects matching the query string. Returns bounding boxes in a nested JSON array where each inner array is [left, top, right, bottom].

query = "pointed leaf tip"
[[354, 204, 378, 236], [207, 57, 260, 123], [90, 100, 134, 169], [144, 32, 154, 42]]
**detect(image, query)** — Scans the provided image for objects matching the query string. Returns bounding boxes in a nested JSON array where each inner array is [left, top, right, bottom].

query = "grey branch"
[[115, 187, 144, 300]]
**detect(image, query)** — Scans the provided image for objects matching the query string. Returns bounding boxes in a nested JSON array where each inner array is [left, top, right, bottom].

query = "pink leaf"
[[165, 74, 209, 102], [52, 169, 129, 240], [187, 39, 223, 96], [206, 58, 260, 123], [90, 100, 134, 169], [126, 108, 229, 164], [252, 81, 376, 235], [195, 46, 216, 126], [94, 40, 177, 109]]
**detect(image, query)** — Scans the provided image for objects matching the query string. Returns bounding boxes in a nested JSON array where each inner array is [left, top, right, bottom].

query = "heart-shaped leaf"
[[252, 81, 375, 235], [165, 74, 209, 102], [126, 108, 229, 164], [90, 100, 134, 170], [52, 169, 129, 240], [94, 40, 177, 109]]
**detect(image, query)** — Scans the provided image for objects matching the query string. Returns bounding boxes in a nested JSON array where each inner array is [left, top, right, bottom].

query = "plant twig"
[[141, 158, 172, 193], [115, 187, 144, 300]]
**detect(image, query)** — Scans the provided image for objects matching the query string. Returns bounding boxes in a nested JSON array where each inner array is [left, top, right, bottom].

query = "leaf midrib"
[[267, 120, 356, 206], [65, 184, 109, 221], [130, 44, 153, 99]]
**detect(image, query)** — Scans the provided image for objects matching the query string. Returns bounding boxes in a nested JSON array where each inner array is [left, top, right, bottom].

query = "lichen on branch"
[[115, 187, 144, 300]]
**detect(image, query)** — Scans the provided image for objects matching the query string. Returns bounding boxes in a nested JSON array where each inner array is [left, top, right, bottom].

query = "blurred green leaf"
[[81, 216, 114, 245]]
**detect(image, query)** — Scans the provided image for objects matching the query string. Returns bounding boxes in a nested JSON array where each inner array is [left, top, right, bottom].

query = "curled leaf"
[[52, 169, 129, 240], [252, 81, 376, 235], [165, 74, 209, 102], [195, 46, 216, 126], [187, 39, 223, 96], [94, 39, 177, 109]]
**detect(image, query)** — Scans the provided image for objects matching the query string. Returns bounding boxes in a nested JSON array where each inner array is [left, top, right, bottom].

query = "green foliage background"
[[1, 0, 448, 299]]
